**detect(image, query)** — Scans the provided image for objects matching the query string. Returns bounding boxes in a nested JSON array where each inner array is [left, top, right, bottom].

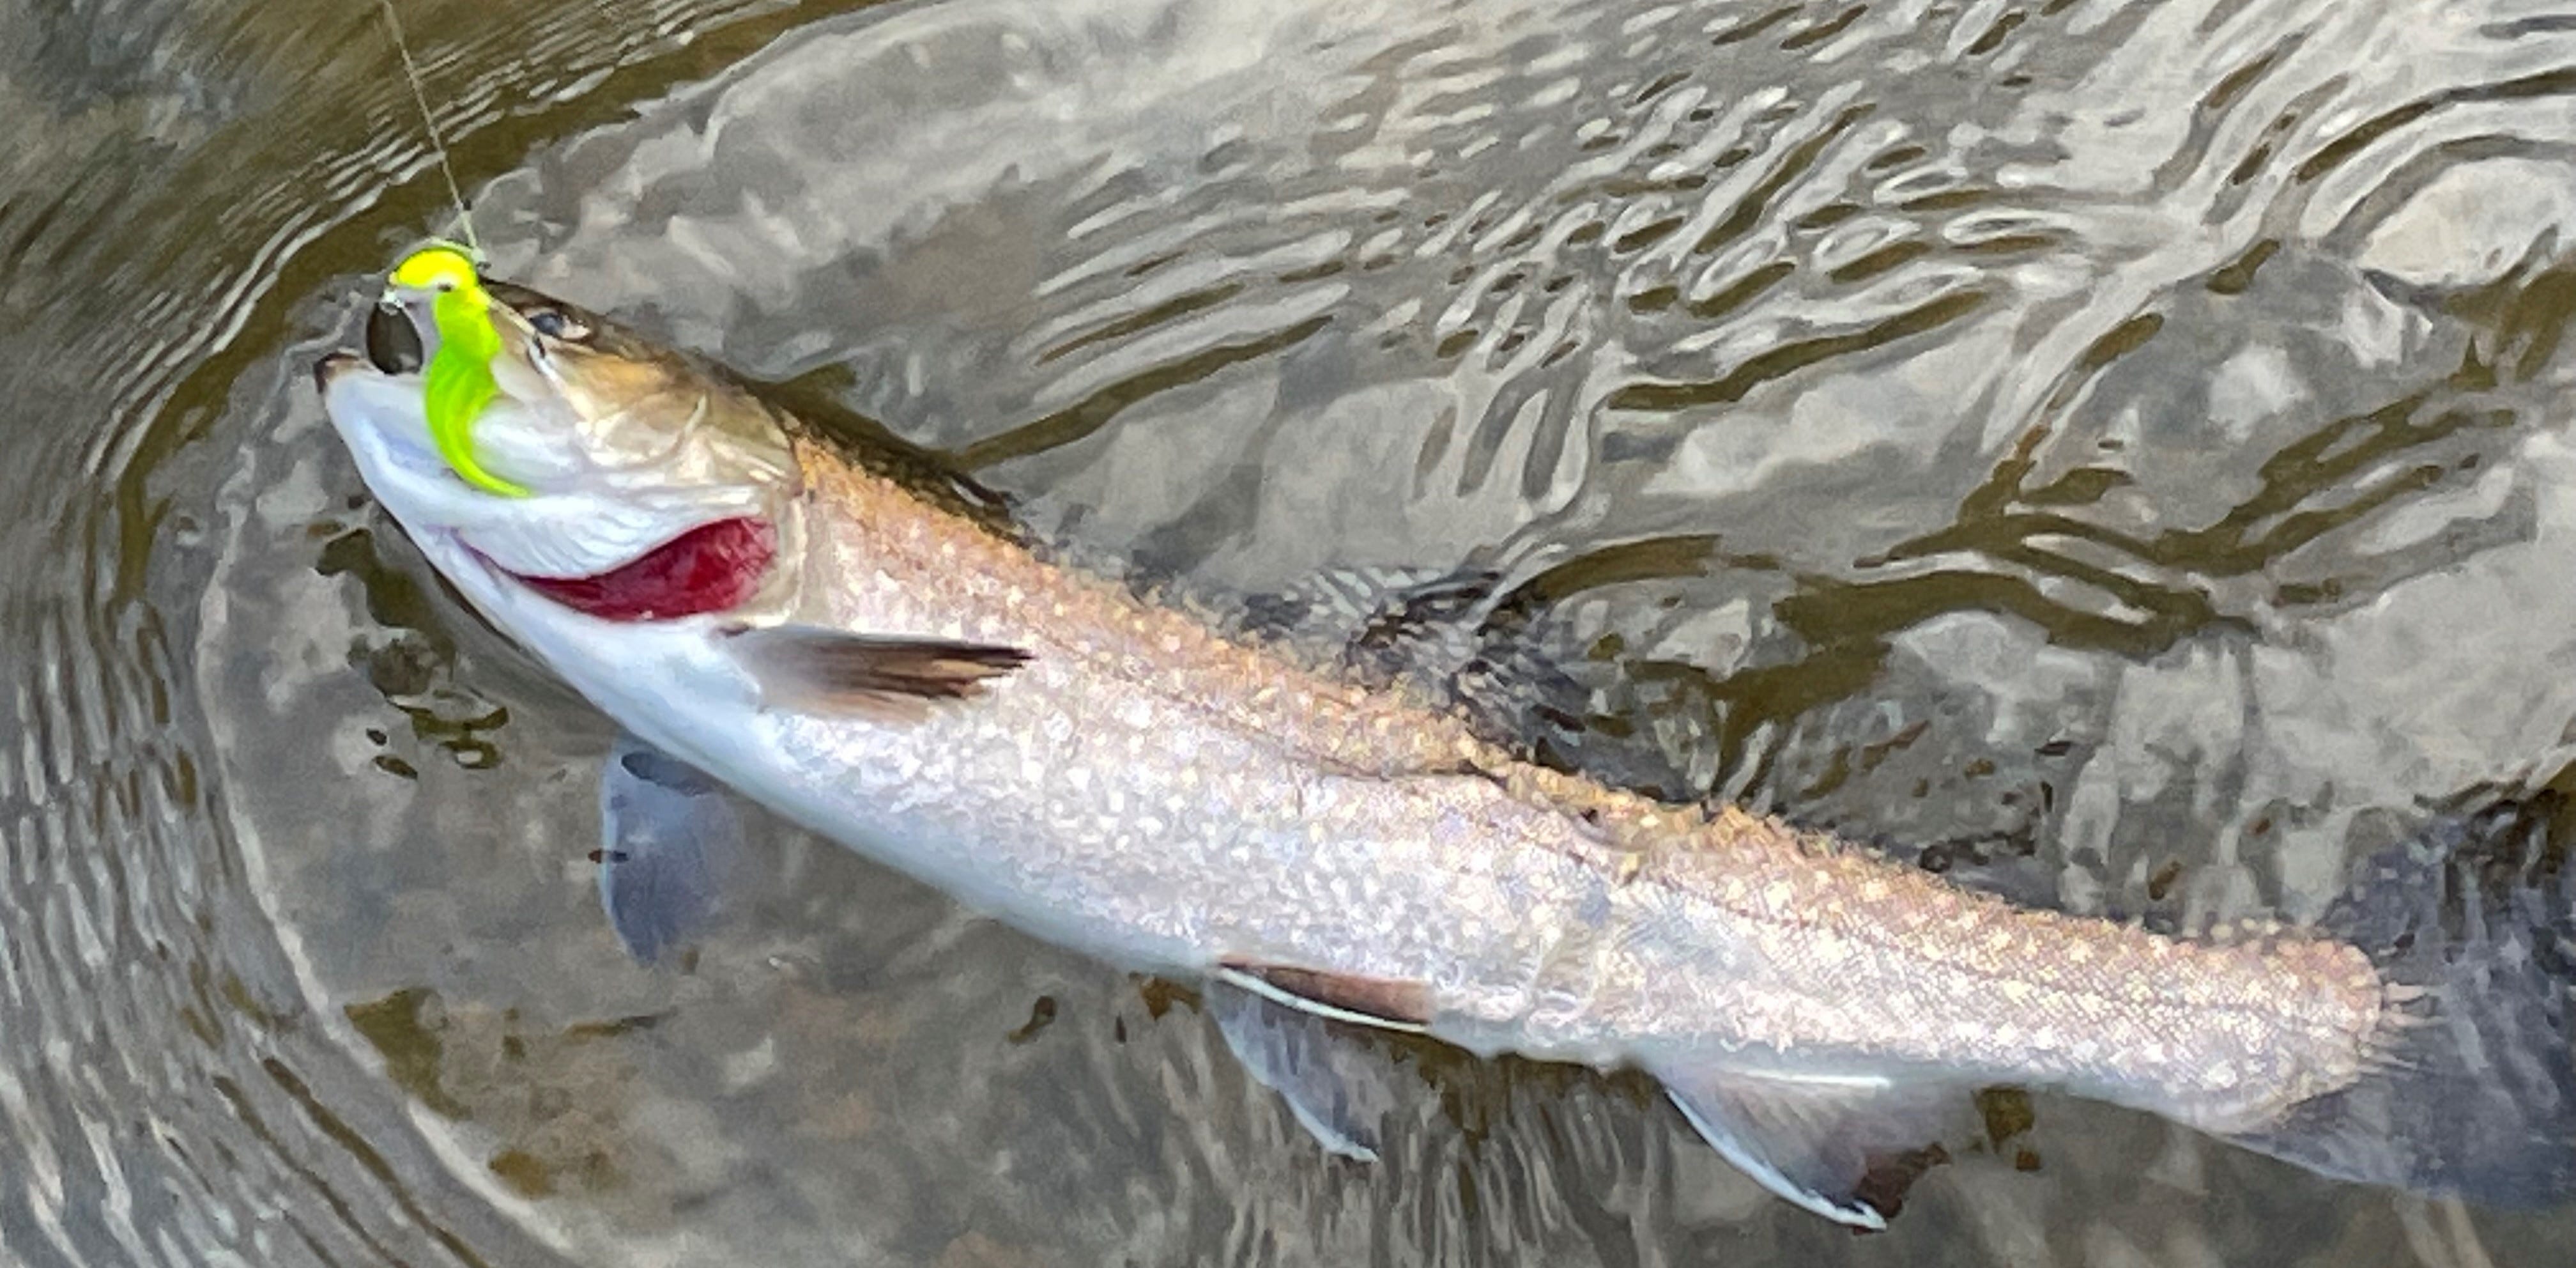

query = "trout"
[[315, 260, 2576, 1226]]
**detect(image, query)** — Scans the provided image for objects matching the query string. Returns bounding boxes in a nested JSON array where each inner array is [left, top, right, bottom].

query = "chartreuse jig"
[[388, 244, 528, 498]]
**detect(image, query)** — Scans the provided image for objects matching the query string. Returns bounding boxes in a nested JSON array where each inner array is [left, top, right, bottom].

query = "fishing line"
[[376, 0, 482, 259]]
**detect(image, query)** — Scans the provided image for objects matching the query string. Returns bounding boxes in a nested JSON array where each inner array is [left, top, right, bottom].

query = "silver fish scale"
[[771, 445, 2387, 1133]]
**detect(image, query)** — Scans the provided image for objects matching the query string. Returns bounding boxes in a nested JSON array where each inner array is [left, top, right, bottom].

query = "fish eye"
[[526, 308, 589, 342]]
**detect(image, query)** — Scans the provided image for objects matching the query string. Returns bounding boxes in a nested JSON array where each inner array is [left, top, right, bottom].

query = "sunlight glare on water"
[[6, 0, 2576, 1264]]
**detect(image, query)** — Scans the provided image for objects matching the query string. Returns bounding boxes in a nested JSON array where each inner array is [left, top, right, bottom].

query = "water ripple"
[[13, 0, 2576, 1263]]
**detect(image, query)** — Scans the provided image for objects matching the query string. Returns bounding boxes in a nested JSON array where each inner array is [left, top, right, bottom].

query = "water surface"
[[9, 0, 2576, 1263]]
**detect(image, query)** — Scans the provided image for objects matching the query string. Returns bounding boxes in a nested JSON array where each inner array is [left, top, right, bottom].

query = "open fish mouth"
[[312, 286, 518, 509], [362, 295, 430, 375]]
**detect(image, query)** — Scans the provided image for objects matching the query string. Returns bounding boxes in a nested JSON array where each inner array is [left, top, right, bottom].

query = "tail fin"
[[2228, 791, 2576, 1203]]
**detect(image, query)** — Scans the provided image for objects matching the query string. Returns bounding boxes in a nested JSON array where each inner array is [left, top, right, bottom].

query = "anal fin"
[[1655, 1062, 1968, 1230], [1216, 960, 1432, 1031], [1208, 966, 1422, 1162]]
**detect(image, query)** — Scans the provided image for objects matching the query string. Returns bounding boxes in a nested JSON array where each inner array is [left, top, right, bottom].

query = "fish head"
[[316, 263, 803, 617]]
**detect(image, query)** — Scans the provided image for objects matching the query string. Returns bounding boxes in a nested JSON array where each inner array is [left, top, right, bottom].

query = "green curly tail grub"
[[390, 244, 529, 498]]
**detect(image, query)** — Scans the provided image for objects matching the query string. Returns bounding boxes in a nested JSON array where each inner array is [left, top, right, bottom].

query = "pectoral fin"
[[596, 734, 739, 964], [1207, 969, 1413, 1162], [727, 625, 1031, 718], [1655, 1063, 1966, 1230]]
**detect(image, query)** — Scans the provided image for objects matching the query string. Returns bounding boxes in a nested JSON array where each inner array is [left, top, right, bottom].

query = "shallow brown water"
[[8, 0, 2576, 1263]]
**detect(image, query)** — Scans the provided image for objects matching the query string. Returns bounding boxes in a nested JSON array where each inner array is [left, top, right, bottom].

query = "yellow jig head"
[[387, 244, 529, 498]]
